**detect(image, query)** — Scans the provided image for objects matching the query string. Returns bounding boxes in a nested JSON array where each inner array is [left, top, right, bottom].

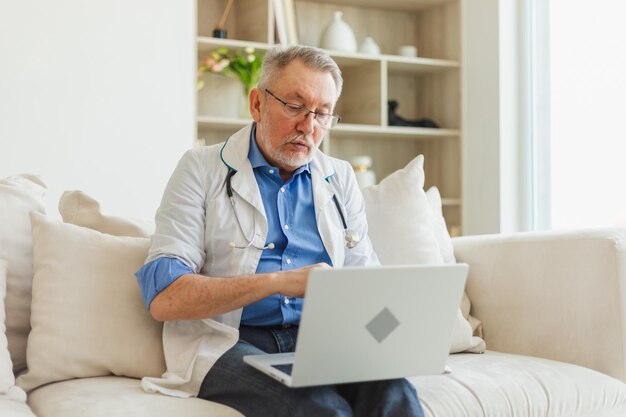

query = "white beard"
[[257, 106, 320, 170], [271, 135, 316, 168]]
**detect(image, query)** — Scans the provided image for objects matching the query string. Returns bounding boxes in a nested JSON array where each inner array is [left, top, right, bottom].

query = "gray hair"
[[258, 45, 343, 100]]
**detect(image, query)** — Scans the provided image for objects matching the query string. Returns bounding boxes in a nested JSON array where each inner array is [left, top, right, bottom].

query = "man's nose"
[[296, 111, 316, 134]]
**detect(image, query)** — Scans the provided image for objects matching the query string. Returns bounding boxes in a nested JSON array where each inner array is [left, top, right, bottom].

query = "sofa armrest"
[[453, 228, 626, 382]]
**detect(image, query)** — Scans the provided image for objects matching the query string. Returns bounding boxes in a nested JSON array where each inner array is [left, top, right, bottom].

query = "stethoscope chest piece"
[[345, 229, 360, 249], [330, 191, 360, 249]]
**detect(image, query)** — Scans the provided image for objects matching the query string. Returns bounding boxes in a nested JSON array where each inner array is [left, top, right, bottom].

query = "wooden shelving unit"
[[196, 0, 462, 234]]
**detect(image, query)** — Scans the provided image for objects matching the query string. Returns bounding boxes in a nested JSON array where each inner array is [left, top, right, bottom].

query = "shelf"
[[197, 116, 460, 141], [331, 124, 460, 140], [385, 55, 459, 74], [330, 50, 459, 74], [307, 0, 453, 12], [197, 115, 251, 130], [441, 198, 462, 207], [197, 37, 274, 54], [197, 38, 459, 74]]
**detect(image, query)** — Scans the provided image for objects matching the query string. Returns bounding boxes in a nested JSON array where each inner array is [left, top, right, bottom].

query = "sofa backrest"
[[454, 229, 626, 382]]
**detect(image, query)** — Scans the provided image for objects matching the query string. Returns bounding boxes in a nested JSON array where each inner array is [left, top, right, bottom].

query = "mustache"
[[284, 135, 315, 148]]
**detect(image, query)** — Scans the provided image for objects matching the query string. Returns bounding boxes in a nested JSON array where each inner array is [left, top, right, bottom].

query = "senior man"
[[136, 45, 425, 417]]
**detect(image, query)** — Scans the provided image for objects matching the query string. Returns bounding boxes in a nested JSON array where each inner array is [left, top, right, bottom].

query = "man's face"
[[251, 59, 337, 174]]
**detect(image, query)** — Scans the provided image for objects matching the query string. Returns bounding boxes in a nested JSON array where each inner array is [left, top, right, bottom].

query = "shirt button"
[[284, 298, 290, 304], [280, 187, 285, 193], [269, 169, 274, 174], [284, 224, 289, 230], [286, 258, 292, 264]]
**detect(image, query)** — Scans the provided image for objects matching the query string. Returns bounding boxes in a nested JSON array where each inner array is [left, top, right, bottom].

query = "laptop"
[[243, 263, 468, 387]]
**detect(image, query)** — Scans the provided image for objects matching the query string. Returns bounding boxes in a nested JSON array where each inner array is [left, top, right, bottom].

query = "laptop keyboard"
[[271, 364, 293, 375]]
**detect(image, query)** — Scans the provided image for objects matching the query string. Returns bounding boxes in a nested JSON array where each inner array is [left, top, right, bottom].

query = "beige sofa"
[[2, 171, 626, 417]]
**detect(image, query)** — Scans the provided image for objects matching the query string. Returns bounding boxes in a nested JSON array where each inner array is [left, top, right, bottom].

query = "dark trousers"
[[197, 325, 425, 417]]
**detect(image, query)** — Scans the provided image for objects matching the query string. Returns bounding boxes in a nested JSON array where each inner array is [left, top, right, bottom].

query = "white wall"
[[0, 0, 195, 220]]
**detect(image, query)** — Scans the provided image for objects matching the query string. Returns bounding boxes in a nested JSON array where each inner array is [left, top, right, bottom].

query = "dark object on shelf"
[[388, 100, 439, 128], [212, 28, 227, 38], [212, 0, 233, 39]]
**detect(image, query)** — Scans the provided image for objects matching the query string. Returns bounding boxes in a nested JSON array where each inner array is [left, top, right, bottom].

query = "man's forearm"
[[149, 263, 324, 322], [149, 273, 278, 321]]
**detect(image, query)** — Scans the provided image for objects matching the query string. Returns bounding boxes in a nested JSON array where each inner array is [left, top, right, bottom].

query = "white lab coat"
[[140, 124, 379, 397]]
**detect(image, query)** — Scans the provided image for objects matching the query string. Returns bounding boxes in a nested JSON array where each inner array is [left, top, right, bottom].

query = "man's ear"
[[250, 88, 263, 122]]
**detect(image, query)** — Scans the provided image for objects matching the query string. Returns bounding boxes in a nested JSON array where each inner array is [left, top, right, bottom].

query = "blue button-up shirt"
[[242, 125, 332, 325], [135, 124, 332, 326]]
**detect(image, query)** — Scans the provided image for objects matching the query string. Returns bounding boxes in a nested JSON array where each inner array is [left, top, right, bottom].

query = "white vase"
[[359, 36, 381, 55], [320, 11, 357, 53]]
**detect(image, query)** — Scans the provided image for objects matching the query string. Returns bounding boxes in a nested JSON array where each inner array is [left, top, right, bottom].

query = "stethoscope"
[[225, 168, 360, 250]]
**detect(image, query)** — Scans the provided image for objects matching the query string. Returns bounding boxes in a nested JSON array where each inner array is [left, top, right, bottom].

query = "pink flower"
[[212, 58, 230, 72], [197, 48, 262, 91]]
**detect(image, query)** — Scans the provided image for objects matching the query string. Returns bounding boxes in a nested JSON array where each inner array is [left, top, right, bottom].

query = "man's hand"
[[272, 262, 331, 298]]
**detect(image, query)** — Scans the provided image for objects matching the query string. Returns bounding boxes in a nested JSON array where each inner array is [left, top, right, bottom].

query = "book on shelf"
[[283, 0, 299, 45], [272, 0, 288, 46], [273, 0, 299, 46]]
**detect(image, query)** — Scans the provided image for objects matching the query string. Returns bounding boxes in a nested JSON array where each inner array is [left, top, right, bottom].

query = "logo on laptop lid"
[[366, 307, 400, 343]]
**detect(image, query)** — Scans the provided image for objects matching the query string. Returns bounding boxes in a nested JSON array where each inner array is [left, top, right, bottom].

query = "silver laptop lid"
[[290, 264, 468, 387]]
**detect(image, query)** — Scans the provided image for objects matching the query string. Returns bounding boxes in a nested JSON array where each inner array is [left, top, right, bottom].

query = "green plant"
[[197, 47, 263, 97]]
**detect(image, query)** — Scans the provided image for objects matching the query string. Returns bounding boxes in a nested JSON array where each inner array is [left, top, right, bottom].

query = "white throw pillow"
[[0, 174, 46, 372], [362, 155, 485, 353], [362, 155, 443, 265], [59, 190, 155, 237], [426, 186, 485, 342], [0, 260, 27, 402], [425, 186, 456, 264], [16, 213, 165, 392]]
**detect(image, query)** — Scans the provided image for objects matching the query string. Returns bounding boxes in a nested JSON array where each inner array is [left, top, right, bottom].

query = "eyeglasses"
[[264, 89, 341, 129]]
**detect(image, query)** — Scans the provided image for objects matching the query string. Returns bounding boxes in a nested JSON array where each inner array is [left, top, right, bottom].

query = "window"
[[549, 1, 626, 229]]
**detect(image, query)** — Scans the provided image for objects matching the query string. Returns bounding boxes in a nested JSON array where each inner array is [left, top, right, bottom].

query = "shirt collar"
[[248, 123, 311, 175]]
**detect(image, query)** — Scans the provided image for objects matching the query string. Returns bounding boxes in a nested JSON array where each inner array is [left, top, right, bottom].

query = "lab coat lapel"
[[311, 150, 343, 267], [219, 125, 266, 217]]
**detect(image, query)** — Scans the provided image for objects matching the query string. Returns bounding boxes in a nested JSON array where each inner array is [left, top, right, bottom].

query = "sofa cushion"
[[26, 353, 626, 417], [16, 213, 165, 392], [27, 376, 242, 417], [0, 175, 46, 372], [362, 155, 485, 354], [0, 260, 26, 402], [0, 398, 36, 417], [59, 190, 155, 238], [411, 351, 626, 417]]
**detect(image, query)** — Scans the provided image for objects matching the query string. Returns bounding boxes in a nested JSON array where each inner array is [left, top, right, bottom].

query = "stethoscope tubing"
[[225, 168, 357, 250]]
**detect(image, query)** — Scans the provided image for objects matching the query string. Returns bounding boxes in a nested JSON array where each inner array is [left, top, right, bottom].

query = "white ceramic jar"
[[320, 11, 357, 53], [398, 45, 418, 58], [359, 36, 381, 55]]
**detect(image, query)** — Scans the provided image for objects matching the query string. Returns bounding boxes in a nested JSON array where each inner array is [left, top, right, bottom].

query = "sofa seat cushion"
[[26, 352, 626, 417], [411, 351, 626, 417], [27, 376, 243, 417], [26, 351, 626, 417], [0, 398, 36, 417]]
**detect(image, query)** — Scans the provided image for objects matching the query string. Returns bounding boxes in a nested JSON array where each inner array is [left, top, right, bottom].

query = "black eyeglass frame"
[[263, 88, 341, 129]]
